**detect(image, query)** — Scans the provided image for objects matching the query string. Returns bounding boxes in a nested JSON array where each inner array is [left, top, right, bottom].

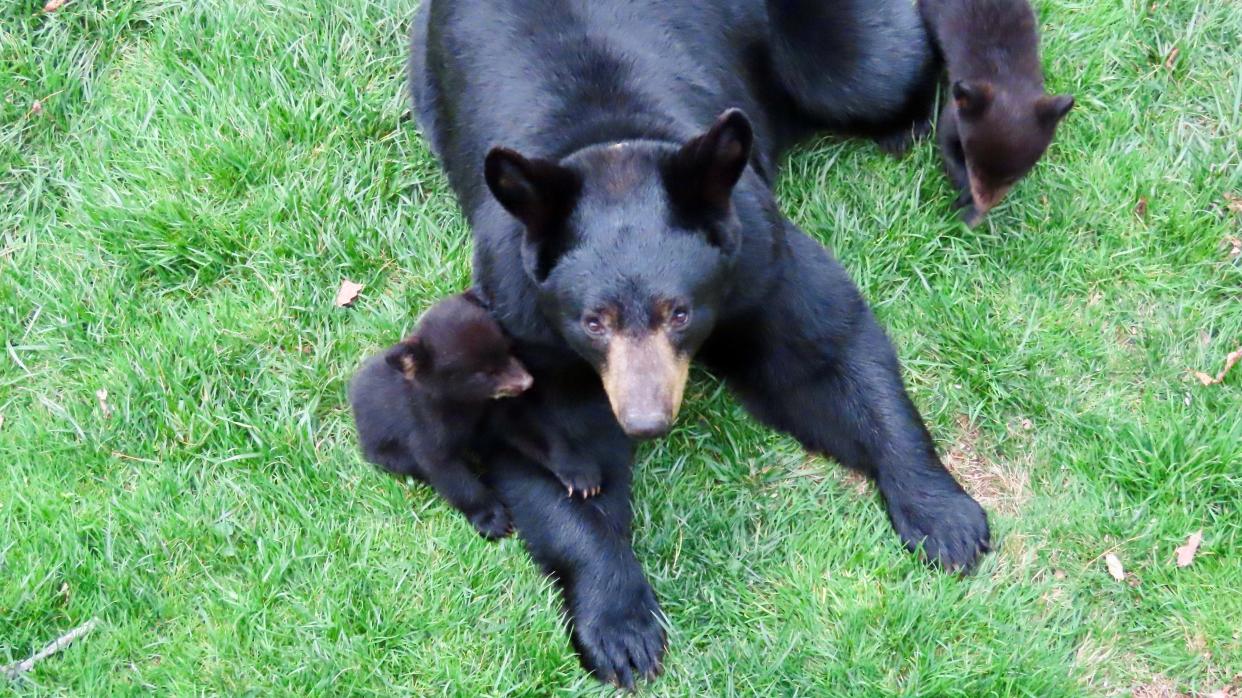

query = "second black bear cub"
[[921, 0, 1074, 225]]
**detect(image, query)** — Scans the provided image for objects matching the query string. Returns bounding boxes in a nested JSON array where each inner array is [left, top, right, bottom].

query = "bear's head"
[[386, 292, 533, 403], [951, 80, 1073, 216], [484, 109, 753, 439]]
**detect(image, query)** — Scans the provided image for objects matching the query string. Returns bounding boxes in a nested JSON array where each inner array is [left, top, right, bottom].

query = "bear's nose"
[[619, 410, 671, 440]]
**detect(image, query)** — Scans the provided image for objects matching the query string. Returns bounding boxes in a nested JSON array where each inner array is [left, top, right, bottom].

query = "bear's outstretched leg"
[[705, 223, 991, 571], [481, 413, 665, 689]]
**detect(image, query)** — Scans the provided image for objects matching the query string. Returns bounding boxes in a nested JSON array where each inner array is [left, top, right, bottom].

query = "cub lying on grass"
[[349, 291, 600, 539]]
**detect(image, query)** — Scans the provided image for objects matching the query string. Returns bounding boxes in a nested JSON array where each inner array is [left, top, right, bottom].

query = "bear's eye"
[[583, 315, 606, 336], [669, 306, 690, 329]]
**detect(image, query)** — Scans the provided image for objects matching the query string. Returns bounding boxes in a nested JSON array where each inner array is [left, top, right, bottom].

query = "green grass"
[[2, 0, 1239, 695]]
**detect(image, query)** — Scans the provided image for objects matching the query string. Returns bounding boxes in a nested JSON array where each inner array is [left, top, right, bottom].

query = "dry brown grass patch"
[[943, 415, 1031, 516]]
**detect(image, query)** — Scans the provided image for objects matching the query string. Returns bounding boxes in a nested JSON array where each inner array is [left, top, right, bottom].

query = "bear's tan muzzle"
[[600, 332, 690, 439]]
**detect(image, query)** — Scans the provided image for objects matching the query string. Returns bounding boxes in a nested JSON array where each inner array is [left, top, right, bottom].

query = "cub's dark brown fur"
[[348, 292, 534, 539], [921, 0, 1073, 225], [350, 292, 605, 538]]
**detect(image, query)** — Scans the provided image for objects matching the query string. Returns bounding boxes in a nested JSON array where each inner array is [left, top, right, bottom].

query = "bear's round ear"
[[484, 147, 581, 282], [1035, 94, 1074, 125], [484, 148, 581, 230], [664, 108, 754, 214], [385, 337, 429, 378], [952, 80, 994, 118]]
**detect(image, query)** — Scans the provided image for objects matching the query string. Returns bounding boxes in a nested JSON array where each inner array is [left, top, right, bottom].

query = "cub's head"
[[386, 292, 533, 403], [484, 109, 754, 438], [952, 80, 1073, 215]]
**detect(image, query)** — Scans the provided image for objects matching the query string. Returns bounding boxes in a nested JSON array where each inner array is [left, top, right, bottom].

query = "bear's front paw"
[[571, 578, 666, 689], [888, 489, 991, 573], [553, 465, 603, 498], [467, 500, 513, 540]]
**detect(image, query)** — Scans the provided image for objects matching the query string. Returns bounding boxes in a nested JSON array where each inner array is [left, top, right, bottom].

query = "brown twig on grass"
[[2, 618, 99, 680]]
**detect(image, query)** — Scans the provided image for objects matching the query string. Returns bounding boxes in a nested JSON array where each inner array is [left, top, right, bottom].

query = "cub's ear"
[[484, 147, 581, 282], [384, 337, 429, 378], [665, 108, 753, 214], [1035, 94, 1074, 125], [952, 80, 994, 118], [460, 288, 489, 310]]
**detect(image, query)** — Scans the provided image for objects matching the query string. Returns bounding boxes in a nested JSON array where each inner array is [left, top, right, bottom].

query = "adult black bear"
[[409, 0, 990, 687]]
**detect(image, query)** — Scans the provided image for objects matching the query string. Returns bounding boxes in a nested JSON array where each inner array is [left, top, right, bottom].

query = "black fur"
[[767, 0, 938, 153], [920, 0, 1074, 224], [410, 0, 990, 687], [349, 293, 536, 539], [487, 387, 607, 498]]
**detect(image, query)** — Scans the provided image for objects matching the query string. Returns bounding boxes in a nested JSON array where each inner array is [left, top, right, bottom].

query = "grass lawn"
[[2, 0, 1239, 695]]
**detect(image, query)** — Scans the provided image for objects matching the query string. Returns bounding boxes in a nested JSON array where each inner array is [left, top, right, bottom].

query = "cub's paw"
[[467, 500, 513, 540], [887, 489, 991, 573], [950, 189, 986, 226], [911, 116, 933, 142], [875, 130, 915, 156], [959, 204, 984, 227], [572, 580, 666, 689], [876, 118, 932, 156], [952, 188, 974, 211], [554, 466, 603, 498]]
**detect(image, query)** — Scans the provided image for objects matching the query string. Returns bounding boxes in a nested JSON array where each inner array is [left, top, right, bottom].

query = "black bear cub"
[[349, 292, 601, 539], [349, 292, 531, 538], [920, 0, 1074, 225]]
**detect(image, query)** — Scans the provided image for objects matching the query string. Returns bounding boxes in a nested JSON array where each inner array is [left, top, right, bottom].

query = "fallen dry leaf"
[[1223, 235, 1242, 260], [334, 279, 364, 307], [1105, 553, 1125, 581], [43, 0, 67, 11], [1163, 46, 1180, 70], [1225, 192, 1242, 215], [1174, 530, 1202, 567], [95, 388, 112, 419], [1194, 346, 1242, 386], [1134, 197, 1148, 218]]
